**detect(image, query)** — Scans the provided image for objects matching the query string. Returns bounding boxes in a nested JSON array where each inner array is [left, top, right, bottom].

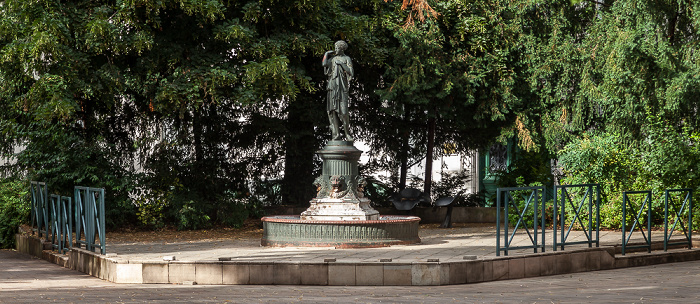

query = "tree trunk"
[[399, 106, 411, 190], [399, 134, 409, 190], [423, 116, 436, 199], [282, 97, 317, 206]]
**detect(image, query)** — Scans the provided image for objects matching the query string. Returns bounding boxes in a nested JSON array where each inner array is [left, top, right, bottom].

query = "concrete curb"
[[15, 232, 700, 286]]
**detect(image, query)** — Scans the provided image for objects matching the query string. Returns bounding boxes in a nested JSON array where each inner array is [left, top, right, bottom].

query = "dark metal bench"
[[433, 196, 457, 228], [390, 188, 431, 211]]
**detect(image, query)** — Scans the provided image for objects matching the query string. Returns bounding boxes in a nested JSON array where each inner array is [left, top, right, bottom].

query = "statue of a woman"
[[322, 40, 354, 141]]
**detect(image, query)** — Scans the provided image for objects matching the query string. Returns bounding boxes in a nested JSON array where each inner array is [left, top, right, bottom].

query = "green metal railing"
[[75, 186, 106, 254], [622, 190, 652, 255], [664, 189, 693, 251], [49, 194, 72, 254], [496, 186, 546, 256], [553, 184, 600, 251], [30, 181, 49, 238]]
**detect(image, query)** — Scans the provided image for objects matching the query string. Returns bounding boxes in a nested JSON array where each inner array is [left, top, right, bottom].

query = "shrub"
[[0, 178, 30, 249], [558, 122, 700, 229], [176, 200, 212, 231]]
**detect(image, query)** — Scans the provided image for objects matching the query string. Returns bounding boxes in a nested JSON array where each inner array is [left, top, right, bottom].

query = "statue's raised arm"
[[323, 40, 354, 141]]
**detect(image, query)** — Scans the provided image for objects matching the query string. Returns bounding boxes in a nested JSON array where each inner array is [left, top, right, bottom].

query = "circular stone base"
[[261, 215, 421, 248]]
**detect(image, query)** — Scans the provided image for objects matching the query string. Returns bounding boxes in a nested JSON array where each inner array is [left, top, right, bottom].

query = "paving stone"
[[599, 248, 616, 270], [98, 257, 107, 280], [195, 262, 223, 285], [587, 249, 601, 271], [481, 260, 494, 282], [440, 263, 449, 285]]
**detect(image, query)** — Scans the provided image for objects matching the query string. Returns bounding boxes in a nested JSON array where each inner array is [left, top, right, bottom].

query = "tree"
[[511, 0, 700, 226], [365, 0, 527, 197], [0, 0, 391, 228], [510, 0, 700, 150]]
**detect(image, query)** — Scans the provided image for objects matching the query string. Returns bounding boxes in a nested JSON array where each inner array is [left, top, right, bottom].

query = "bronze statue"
[[323, 40, 354, 141]]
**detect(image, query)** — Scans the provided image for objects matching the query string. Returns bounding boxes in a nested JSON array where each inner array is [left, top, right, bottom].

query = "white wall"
[[356, 140, 479, 193]]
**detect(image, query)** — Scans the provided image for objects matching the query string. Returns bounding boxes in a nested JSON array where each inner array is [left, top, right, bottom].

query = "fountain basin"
[[261, 215, 421, 248]]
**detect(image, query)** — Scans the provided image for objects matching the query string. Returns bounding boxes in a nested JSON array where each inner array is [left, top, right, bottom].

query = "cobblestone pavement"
[[3, 249, 699, 303]]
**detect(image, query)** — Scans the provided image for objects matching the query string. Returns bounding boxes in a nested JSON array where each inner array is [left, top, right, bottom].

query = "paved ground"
[[105, 223, 682, 263], [3, 249, 700, 303]]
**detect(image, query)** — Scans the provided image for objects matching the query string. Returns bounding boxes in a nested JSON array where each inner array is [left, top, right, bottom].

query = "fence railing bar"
[[554, 184, 600, 251], [664, 189, 693, 251], [496, 186, 545, 256], [622, 191, 652, 255]]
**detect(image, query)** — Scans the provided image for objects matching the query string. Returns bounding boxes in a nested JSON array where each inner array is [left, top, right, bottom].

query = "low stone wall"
[[15, 232, 47, 258], [15, 227, 700, 286]]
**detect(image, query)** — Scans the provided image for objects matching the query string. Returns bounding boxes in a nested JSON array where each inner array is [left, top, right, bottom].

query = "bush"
[[216, 191, 254, 228], [176, 200, 212, 231], [558, 122, 700, 229], [0, 178, 30, 249]]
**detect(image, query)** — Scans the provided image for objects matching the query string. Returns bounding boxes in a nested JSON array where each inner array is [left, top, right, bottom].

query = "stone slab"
[[300, 263, 328, 285], [169, 263, 196, 284], [384, 264, 412, 285], [540, 254, 558, 276], [523, 256, 541, 278], [491, 259, 508, 281], [412, 263, 441, 286], [449, 262, 467, 284], [508, 258, 525, 279], [249, 263, 274, 285], [196, 262, 223, 285], [465, 260, 484, 283], [142, 263, 168, 284], [356, 264, 383, 286], [223, 263, 250, 285], [114, 263, 143, 284], [274, 263, 301, 285], [329, 264, 356, 286]]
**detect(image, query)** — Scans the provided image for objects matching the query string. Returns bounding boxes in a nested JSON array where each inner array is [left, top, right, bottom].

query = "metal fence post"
[[496, 189, 502, 256]]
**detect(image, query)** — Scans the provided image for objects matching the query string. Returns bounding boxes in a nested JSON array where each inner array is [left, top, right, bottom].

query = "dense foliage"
[[1, 0, 699, 232], [0, 178, 29, 248], [512, 0, 700, 228]]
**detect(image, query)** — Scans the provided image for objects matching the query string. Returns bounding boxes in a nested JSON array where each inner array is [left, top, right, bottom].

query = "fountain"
[[261, 41, 420, 248]]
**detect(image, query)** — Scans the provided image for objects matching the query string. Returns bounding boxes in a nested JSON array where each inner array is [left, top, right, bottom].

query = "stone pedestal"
[[301, 141, 379, 221]]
